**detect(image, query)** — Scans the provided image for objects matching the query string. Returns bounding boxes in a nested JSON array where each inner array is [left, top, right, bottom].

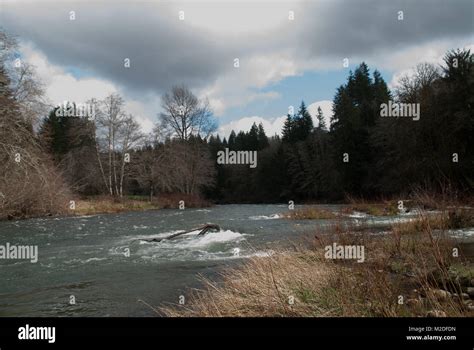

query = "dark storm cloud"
[[0, 2, 231, 97], [298, 0, 474, 58], [1, 0, 472, 97]]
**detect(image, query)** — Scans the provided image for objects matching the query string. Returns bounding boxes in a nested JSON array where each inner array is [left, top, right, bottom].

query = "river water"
[[0, 204, 472, 316]]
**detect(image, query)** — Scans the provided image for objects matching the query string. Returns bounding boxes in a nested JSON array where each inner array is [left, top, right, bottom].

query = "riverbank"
[[0, 193, 213, 221], [283, 195, 474, 220], [3, 189, 471, 221], [72, 194, 213, 216], [161, 210, 474, 317]]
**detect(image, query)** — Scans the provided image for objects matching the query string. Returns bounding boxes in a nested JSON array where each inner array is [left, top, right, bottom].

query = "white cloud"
[[166, 1, 297, 36], [20, 43, 117, 105], [198, 52, 298, 115], [218, 115, 286, 139], [375, 39, 474, 90], [308, 100, 333, 129], [124, 100, 156, 134], [200, 51, 342, 116], [20, 43, 157, 132], [218, 99, 334, 138]]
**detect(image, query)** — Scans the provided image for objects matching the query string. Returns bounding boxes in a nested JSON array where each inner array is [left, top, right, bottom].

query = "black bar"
[[0, 317, 472, 347]]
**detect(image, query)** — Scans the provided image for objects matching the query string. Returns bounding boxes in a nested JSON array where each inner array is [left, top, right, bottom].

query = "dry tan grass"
[[391, 209, 474, 237], [341, 197, 399, 216], [73, 193, 212, 216], [410, 185, 473, 210], [161, 252, 336, 317], [74, 196, 158, 215], [282, 207, 337, 220]]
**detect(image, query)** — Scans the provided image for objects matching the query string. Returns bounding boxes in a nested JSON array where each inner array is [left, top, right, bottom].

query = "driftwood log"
[[143, 223, 221, 243]]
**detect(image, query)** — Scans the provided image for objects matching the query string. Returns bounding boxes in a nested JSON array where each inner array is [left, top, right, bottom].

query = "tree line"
[[207, 50, 473, 202]]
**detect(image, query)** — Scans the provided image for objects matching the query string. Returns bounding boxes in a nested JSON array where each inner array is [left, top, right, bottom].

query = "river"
[[0, 204, 472, 316]]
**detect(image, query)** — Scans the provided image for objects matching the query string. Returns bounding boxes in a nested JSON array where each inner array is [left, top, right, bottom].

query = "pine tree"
[[282, 114, 293, 143], [257, 123, 269, 150], [247, 122, 259, 150], [235, 130, 246, 150], [282, 101, 314, 144], [296, 101, 314, 140], [316, 106, 326, 131], [228, 130, 236, 149]]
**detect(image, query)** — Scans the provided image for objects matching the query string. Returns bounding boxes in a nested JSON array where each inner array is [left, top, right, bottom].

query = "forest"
[[1, 28, 473, 219]]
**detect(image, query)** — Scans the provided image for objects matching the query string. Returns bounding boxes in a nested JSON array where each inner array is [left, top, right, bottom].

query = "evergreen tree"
[[257, 123, 269, 150], [316, 106, 326, 131], [247, 122, 259, 150], [228, 130, 236, 149], [295, 101, 314, 140], [235, 130, 246, 150], [282, 114, 294, 143]]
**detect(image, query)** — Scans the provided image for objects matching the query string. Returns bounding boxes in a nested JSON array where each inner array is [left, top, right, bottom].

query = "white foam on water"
[[65, 257, 107, 264], [68, 214, 96, 219], [348, 211, 368, 218], [138, 247, 275, 263], [83, 257, 107, 263], [174, 229, 247, 248], [75, 233, 91, 238], [111, 229, 260, 263], [40, 263, 55, 268], [133, 225, 149, 230], [197, 249, 275, 261], [249, 214, 280, 220], [121, 230, 184, 244], [447, 228, 474, 237], [370, 217, 418, 225]]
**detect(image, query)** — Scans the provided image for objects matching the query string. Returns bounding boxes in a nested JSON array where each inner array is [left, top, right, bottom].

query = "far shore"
[[1, 194, 472, 222], [0, 194, 213, 221]]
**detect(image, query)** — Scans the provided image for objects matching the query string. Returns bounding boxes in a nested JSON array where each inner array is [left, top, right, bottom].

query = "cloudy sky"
[[1, 0, 473, 137]]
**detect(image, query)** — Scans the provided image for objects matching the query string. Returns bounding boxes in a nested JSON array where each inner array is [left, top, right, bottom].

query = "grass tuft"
[[282, 207, 337, 220]]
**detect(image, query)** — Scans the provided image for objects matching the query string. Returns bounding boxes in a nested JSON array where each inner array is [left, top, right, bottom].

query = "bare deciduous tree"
[[94, 93, 143, 196], [396, 63, 440, 102], [155, 139, 215, 195], [159, 85, 217, 141], [118, 114, 143, 196], [130, 134, 163, 201], [0, 31, 70, 219]]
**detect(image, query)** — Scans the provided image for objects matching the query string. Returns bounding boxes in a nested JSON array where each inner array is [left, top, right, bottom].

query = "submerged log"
[[143, 223, 221, 243], [197, 223, 220, 236]]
